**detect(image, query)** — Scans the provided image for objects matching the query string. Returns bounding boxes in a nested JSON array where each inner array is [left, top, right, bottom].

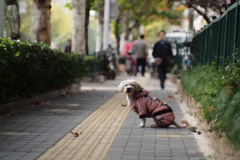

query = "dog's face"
[[118, 80, 141, 96]]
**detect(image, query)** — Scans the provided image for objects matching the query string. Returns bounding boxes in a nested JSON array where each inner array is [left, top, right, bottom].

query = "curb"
[[0, 83, 81, 115], [176, 79, 240, 160]]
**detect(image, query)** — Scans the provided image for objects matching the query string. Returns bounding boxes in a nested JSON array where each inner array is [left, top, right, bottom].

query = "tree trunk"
[[31, 0, 51, 45], [72, 0, 86, 54], [4, 0, 20, 39], [188, 9, 194, 30], [123, 18, 141, 41], [124, 28, 131, 41], [114, 16, 121, 54], [180, 1, 214, 24], [96, 19, 103, 52], [123, 12, 141, 41], [123, 13, 130, 41], [187, 3, 211, 24], [96, 0, 104, 52], [132, 23, 141, 40], [85, 1, 91, 55]]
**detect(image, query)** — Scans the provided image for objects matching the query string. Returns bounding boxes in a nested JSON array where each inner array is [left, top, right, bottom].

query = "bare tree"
[[31, 0, 51, 45]]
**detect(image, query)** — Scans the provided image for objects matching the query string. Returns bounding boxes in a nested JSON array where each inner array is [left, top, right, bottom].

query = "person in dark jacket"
[[152, 31, 173, 89], [64, 39, 72, 53]]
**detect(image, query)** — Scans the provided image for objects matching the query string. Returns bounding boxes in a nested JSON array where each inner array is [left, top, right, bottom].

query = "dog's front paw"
[[138, 123, 145, 128], [150, 124, 159, 128]]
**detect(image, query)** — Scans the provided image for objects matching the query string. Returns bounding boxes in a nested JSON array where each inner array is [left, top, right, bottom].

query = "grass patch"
[[181, 63, 240, 149]]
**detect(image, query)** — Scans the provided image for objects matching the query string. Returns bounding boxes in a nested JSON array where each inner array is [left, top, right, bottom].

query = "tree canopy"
[[117, 0, 185, 41], [177, 0, 233, 24]]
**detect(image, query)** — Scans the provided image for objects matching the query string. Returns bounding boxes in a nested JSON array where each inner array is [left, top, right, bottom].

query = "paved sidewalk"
[[0, 90, 116, 160], [0, 72, 207, 160], [105, 87, 204, 160]]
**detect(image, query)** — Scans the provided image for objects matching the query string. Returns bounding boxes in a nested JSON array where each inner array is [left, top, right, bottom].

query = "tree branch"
[[180, 0, 211, 24]]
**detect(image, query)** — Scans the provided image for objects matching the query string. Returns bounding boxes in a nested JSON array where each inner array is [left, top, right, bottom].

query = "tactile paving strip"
[[37, 93, 129, 160]]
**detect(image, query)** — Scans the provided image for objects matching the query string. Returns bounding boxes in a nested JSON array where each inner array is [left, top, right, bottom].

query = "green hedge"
[[181, 63, 240, 148], [118, 56, 125, 64], [0, 38, 85, 105], [83, 55, 106, 74]]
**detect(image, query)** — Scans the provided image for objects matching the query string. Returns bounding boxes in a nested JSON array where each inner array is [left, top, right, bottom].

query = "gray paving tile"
[[105, 155, 122, 160], [106, 89, 205, 160], [0, 90, 116, 160]]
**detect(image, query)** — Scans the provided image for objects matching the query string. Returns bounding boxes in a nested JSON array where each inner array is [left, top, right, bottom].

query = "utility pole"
[[103, 0, 110, 50], [0, 0, 4, 37]]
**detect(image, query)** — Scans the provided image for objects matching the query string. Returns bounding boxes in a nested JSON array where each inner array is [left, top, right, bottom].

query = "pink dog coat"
[[130, 89, 175, 127]]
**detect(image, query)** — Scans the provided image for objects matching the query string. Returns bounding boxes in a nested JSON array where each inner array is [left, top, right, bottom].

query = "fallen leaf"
[[60, 91, 72, 96], [189, 151, 203, 154], [60, 92, 66, 96], [207, 106, 214, 112], [70, 131, 83, 137], [34, 101, 50, 105], [4, 114, 12, 117], [79, 90, 87, 94], [121, 104, 127, 107], [167, 96, 174, 100], [41, 102, 50, 105], [34, 101, 40, 105], [70, 131, 79, 137]]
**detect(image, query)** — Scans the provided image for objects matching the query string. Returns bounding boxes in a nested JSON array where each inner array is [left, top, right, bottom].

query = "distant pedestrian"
[[64, 39, 72, 53], [132, 34, 148, 76], [152, 30, 173, 89]]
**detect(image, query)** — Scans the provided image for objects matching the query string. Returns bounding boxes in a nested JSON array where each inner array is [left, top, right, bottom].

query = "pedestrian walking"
[[64, 39, 72, 53], [152, 30, 173, 89], [132, 34, 148, 76]]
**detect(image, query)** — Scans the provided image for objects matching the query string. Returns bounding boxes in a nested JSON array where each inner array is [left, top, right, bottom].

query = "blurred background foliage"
[[19, 0, 97, 53]]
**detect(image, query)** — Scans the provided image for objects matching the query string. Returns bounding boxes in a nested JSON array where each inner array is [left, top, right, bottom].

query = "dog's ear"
[[133, 81, 142, 93], [118, 81, 125, 92]]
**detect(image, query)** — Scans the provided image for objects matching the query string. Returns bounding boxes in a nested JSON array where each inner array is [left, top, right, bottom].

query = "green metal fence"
[[191, 1, 240, 66]]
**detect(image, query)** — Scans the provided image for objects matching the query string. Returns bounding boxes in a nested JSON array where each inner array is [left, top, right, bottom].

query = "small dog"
[[118, 79, 188, 128]]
